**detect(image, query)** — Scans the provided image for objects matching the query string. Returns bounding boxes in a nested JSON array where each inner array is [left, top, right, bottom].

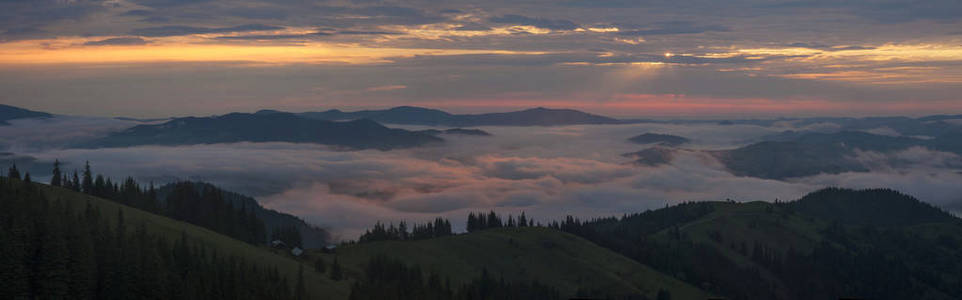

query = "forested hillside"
[[40, 161, 328, 248], [156, 182, 330, 249], [0, 176, 303, 299], [552, 188, 962, 299], [6, 161, 961, 300]]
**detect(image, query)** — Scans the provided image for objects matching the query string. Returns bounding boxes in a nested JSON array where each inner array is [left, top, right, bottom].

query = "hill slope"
[[8, 178, 709, 300], [559, 188, 962, 300], [26, 180, 349, 299], [156, 181, 331, 249], [0, 104, 52, 125], [323, 227, 710, 299]]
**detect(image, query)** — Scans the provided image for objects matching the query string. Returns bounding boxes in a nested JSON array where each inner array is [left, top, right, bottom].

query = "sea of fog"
[[3, 117, 961, 239]]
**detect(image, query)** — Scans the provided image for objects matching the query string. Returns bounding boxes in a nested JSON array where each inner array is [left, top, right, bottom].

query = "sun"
[[664, 52, 673, 58]]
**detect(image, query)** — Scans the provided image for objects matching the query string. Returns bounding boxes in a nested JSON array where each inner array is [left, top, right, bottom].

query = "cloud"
[[786, 42, 875, 51], [0, 0, 106, 40], [121, 10, 154, 17], [769, 0, 962, 23], [616, 22, 729, 36], [365, 85, 407, 92], [130, 0, 214, 8], [214, 32, 332, 40], [3, 0, 962, 110], [130, 24, 285, 37], [337, 30, 402, 35], [488, 14, 579, 30], [309, 5, 447, 26], [454, 23, 492, 31], [84, 37, 150, 46], [0, 116, 142, 152]]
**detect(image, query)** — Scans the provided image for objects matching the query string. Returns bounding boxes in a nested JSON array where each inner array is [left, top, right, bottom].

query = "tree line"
[[348, 255, 560, 300], [358, 218, 453, 243], [357, 211, 540, 244], [165, 181, 268, 245], [0, 175, 298, 300], [466, 211, 532, 232], [8, 161, 277, 246]]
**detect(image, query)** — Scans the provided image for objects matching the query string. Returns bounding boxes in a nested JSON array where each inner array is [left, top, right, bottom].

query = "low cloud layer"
[[6, 117, 962, 239]]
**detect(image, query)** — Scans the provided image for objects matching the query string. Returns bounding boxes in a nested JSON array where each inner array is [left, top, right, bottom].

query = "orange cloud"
[[0, 37, 546, 65]]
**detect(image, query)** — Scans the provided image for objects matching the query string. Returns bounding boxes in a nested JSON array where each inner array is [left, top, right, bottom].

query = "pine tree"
[[467, 213, 477, 232], [82, 162, 93, 194], [7, 164, 20, 179], [71, 171, 80, 192], [51, 159, 62, 186], [487, 211, 502, 229]]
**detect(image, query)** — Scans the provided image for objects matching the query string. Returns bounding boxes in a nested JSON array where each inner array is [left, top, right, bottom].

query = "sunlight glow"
[[0, 37, 548, 65]]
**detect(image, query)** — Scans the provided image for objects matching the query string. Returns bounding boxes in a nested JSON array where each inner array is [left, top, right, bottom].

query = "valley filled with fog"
[[3, 114, 961, 239]]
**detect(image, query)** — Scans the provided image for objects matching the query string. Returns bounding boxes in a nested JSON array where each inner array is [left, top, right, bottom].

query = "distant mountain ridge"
[[417, 128, 492, 136], [80, 112, 443, 150], [622, 146, 677, 166], [713, 130, 962, 179], [627, 133, 690, 146], [286, 106, 622, 126], [0, 104, 52, 125]]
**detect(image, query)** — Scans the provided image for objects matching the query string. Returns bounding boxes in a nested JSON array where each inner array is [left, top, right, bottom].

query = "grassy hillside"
[[37, 183, 350, 300], [321, 227, 710, 299]]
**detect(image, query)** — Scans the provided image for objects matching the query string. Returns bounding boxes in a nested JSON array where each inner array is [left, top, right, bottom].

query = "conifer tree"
[[7, 164, 20, 179], [467, 213, 477, 232], [71, 171, 80, 192], [82, 161, 93, 194], [51, 159, 62, 186]]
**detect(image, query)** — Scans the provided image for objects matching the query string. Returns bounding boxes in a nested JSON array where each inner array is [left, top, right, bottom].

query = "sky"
[[1, 0, 962, 118]]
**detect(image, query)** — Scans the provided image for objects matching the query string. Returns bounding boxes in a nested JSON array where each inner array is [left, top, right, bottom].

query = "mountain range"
[[284, 106, 623, 126], [80, 112, 443, 150]]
